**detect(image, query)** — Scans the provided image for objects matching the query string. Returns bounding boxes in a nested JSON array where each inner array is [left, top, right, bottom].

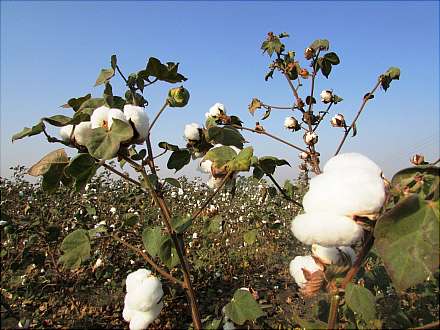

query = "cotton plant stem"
[[334, 80, 382, 156], [121, 155, 202, 330], [232, 124, 310, 154], [411, 321, 440, 330], [266, 173, 303, 208], [191, 171, 233, 220], [327, 294, 340, 330], [111, 234, 183, 286], [147, 102, 169, 135], [313, 102, 334, 132], [102, 163, 144, 189]]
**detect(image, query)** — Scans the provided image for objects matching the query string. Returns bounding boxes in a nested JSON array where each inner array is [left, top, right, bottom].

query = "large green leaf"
[[345, 283, 376, 322], [224, 289, 265, 325], [42, 115, 74, 127], [206, 126, 245, 149], [171, 215, 192, 234], [204, 146, 238, 168], [257, 156, 290, 175], [391, 166, 439, 200], [310, 39, 330, 51], [158, 238, 179, 268], [62, 93, 92, 112], [12, 121, 45, 142], [86, 119, 133, 160], [138, 57, 187, 83], [59, 229, 91, 269], [374, 195, 439, 290], [28, 149, 68, 176], [227, 147, 253, 172], [324, 52, 340, 65], [142, 227, 167, 257], [158, 141, 180, 152], [65, 153, 99, 191], [167, 149, 191, 172]]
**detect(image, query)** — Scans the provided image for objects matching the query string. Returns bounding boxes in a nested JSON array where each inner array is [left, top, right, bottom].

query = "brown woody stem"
[[327, 294, 340, 330]]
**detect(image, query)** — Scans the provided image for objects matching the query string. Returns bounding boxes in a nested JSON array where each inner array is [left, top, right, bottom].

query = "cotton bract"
[[184, 123, 201, 141], [291, 212, 364, 247], [91, 106, 128, 129], [124, 105, 149, 144], [311, 244, 356, 265], [289, 256, 322, 288]]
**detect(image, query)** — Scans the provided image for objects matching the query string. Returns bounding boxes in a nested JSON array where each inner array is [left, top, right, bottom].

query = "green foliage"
[[59, 229, 91, 269], [65, 153, 99, 192], [380, 67, 401, 91], [226, 147, 254, 172], [142, 226, 167, 257], [206, 126, 245, 149], [158, 141, 180, 151], [171, 215, 192, 234], [203, 215, 223, 234], [374, 195, 439, 290], [256, 156, 290, 175], [167, 149, 191, 172], [62, 93, 92, 111], [224, 289, 265, 325], [158, 238, 180, 268], [204, 146, 238, 169], [292, 312, 327, 329], [138, 57, 187, 83], [261, 32, 285, 57], [391, 166, 439, 201], [243, 229, 258, 245], [121, 213, 139, 227], [86, 119, 133, 160], [345, 284, 377, 322], [310, 39, 330, 51], [164, 177, 181, 188], [167, 86, 190, 107], [95, 68, 115, 87], [12, 122, 45, 142]]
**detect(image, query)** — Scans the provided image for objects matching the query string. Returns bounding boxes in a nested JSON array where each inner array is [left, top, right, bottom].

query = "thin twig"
[[102, 163, 144, 188], [266, 174, 302, 208], [147, 102, 168, 135], [334, 79, 382, 156], [313, 102, 334, 132], [430, 158, 440, 166], [111, 234, 183, 286], [153, 150, 168, 160]]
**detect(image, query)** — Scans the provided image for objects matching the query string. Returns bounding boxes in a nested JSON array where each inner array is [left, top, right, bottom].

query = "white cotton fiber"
[[199, 159, 213, 174], [60, 125, 74, 142], [323, 153, 382, 177], [126, 269, 152, 292], [209, 103, 226, 117], [291, 212, 364, 247], [207, 176, 223, 189], [124, 277, 163, 312], [91, 106, 111, 129], [107, 108, 128, 128], [124, 105, 149, 143], [303, 169, 386, 216], [184, 123, 200, 141], [311, 244, 356, 265], [128, 303, 163, 330], [289, 256, 322, 288], [73, 121, 92, 146]]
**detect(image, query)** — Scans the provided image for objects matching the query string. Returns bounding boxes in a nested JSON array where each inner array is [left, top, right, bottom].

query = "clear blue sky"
[[1, 1, 439, 182]]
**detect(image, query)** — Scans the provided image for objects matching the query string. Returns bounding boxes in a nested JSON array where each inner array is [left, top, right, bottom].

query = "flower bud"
[[167, 86, 190, 108], [320, 90, 333, 103], [304, 47, 315, 60], [299, 68, 309, 78], [284, 116, 300, 131], [410, 154, 425, 165], [304, 132, 318, 145], [331, 113, 345, 127]]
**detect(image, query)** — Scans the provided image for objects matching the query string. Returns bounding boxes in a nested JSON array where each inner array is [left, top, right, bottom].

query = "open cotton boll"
[[199, 159, 213, 174], [124, 105, 149, 143], [124, 276, 163, 311], [107, 108, 128, 128], [289, 256, 322, 288], [311, 244, 356, 265], [184, 123, 200, 141], [207, 176, 223, 189], [91, 106, 111, 129], [60, 125, 74, 142], [128, 302, 163, 330], [209, 103, 226, 117], [291, 212, 364, 247], [323, 153, 382, 177], [125, 269, 152, 292], [303, 170, 386, 216], [73, 121, 92, 146]]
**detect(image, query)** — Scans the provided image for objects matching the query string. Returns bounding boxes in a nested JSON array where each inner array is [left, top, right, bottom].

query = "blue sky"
[[1, 1, 439, 182]]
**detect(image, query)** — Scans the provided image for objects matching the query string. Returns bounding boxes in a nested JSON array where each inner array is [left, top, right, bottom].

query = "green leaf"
[[292, 312, 327, 329], [204, 215, 223, 233], [204, 318, 222, 330], [78, 98, 106, 113], [206, 126, 245, 149], [158, 141, 180, 151], [85, 205, 96, 216], [42, 163, 68, 193], [88, 225, 107, 239], [374, 195, 439, 290], [138, 57, 187, 83], [65, 153, 99, 192], [142, 227, 167, 257], [243, 229, 258, 245], [319, 58, 332, 78], [224, 289, 265, 325], [204, 146, 238, 169], [103, 82, 113, 107], [131, 149, 146, 161], [86, 119, 133, 160], [345, 283, 376, 322], [62, 93, 92, 112], [227, 147, 253, 172], [158, 238, 179, 268], [310, 39, 330, 51], [380, 67, 401, 91], [94, 68, 115, 86], [167, 149, 191, 172], [121, 213, 139, 227], [164, 177, 181, 188], [264, 69, 275, 81], [42, 115, 74, 127], [12, 121, 45, 142], [258, 156, 290, 175], [59, 229, 91, 269], [171, 215, 192, 234], [324, 52, 340, 65], [261, 33, 284, 57], [391, 166, 439, 200]]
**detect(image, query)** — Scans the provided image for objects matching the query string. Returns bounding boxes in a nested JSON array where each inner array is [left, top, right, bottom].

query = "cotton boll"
[[124, 105, 149, 143], [289, 256, 322, 288], [323, 153, 382, 177], [107, 108, 128, 128], [200, 159, 213, 174], [128, 303, 163, 330], [123, 306, 135, 322], [60, 125, 74, 142], [291, 212, 364, 247], [205, 112, 211, 119], [207, 176, 223, 189], [184, 123, 200, 141], [209, 103, 226, 117], [311, 244, 356, 265], [124, 276, 163, 311], [74, 121, 92, 146], [125, 269, 152, 292], [91, 106, 111, 129], [303, 170, 386, 216]]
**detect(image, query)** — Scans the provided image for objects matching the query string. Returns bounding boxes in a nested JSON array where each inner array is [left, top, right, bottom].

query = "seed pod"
[[304, 47, 315, 60], [284, 116, 300, 131], [331, 113, 345, 127], [304, 132, 318, 145], [299, 152, 310, 160], [167, 86, 190, 107]]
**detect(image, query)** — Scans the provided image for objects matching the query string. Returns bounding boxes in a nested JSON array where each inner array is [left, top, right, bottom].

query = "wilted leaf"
[[95, 68, 115, 86], [138, 57, 187, 83], [345, 283, 376, 322], [310, 39, 330, 51], [224, 289, 265, 325], [59, 229, 91, 269], [248, 98, 262, 115], [28, 149, 68, 176], [158, 141, 180, 151]]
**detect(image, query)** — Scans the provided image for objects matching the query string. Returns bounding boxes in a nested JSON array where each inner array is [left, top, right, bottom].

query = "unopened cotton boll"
[[60, 125, 74, 142], [124, 105, 149, 143], [303, 170, 386, 216], [74, 121, 93, 146], [289, 256, 322, 288], [323, 153, 382, 177], [184, 123, 200, 141], [209, 103, 226, 117], [291, 212, 364, 247], [311, 244, 356, 265]]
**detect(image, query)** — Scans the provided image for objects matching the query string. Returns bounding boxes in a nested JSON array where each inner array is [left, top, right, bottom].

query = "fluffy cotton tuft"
[[207, 176, 223, 189], [284, 117, 298, 129], [184, 123, 201, 141], [323, 153, 382, 177], [289, 256, 322, 288], [199, 159, 213, 174], [209, 103, 226, 117], [320, 90, 333, 103], [91, 106, 128, 129], [60, 125, 74, 142], [311, 244, 356, 265], [124, 105, 149, 144], [74, 121, 93, 146], [291, 212, 364, 247], [123, 303, 163, 330], [303, 169, 386, 216]]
